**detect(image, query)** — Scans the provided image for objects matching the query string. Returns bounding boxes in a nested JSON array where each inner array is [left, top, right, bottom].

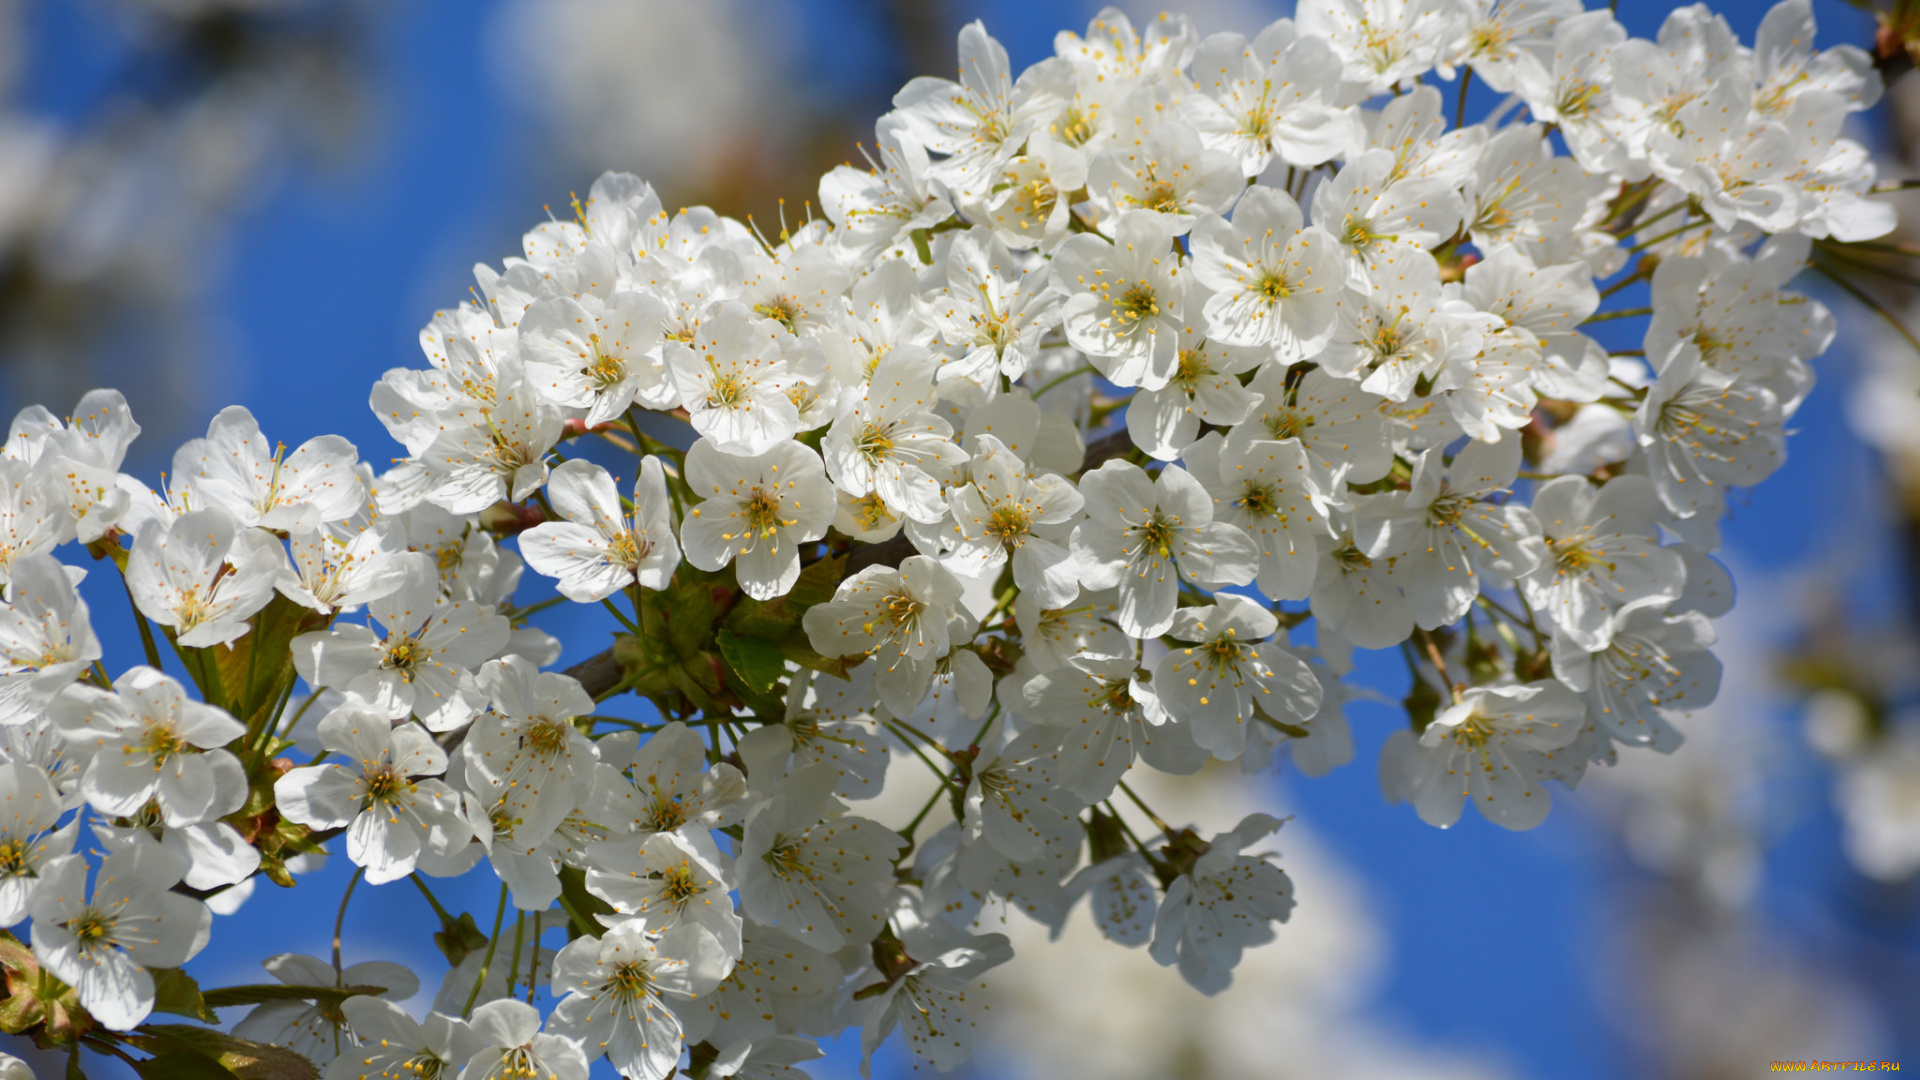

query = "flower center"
[[30, 642, 73, 671], [607, 961, 653, 1003], [1205, 636, 1244, 674], [399, 1053, 447, 1080], [1264, 407, 1315, 442], [1333, 542, 1372, 572], [866, 591, 925, 639], [67, 908, 112, 944], [659, 865, 703, 908], [1135, 516, 1177, 561], [1113, 283, 1161, 325], [644, 793, 688, 833], [764, 838, 809, 879], [1341, 215, 1385, 255], [743, 489, 787, 538], [1053, 106, 1096, 147], [1450, 713, 1496, 748], [1171, 347, 1214, 392], [1470, 22, 1514, 58], [433, 541, 466, 574], [138, 721, 189, 765], [0, 839, 28, 875], [1018, 178, 1058, 221], [1091, 679, 1134, 714], [1426, 495, 1466, 530], [1256, 267, 1294, 301], [849, 492, 896, 531], [363, 763, 411, 805], [586, 335, 625, 390], [1237, 481, 1283, 521], [175, 587, 211, 631], [525, 717, 572, 758], [1369, 309, 1410, 360], [1138, 179, 1181, 215], [384, 638, 425, 674], [754, 296, 803, 332], [708, 368, 750, 408], [493, 1046, 544, 1080], [985, 503, 1032, 546], [610, 529, 648, 566], [1557, 82, 1603, 120], [857, 422, 896, 464], [1548, 534, 1607, 574]]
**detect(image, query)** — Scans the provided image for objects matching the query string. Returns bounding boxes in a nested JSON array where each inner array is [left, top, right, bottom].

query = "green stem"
[[525, 911, 541, 1004], [1033, 364, 1096, 398], [409, 873, 456, 926], [883, 719, 953, 782], [593, 671, 641, 704], [897, 782, 950, 855], [601, 598, 642, 635], [1582, 306, 1653, 324], [506, 594, 570, 620], [120, 571, 164, 671], [1599, 265, 1651, 300], [1116, 780, 1174, 835], [1615, 197, 1686, 236], [556, 890, 602, 939], [506, 912, 525, 1003], [463, 883, 511, 1018], [1811, 261, 1920, 360], [1815, 244, 1920, 290], [332, 868, 364, 975], [1624, 216, 1711, 256]]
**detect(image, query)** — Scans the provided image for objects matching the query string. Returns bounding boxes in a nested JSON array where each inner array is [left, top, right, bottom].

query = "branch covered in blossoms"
[[0, 2, 1908, 1077]]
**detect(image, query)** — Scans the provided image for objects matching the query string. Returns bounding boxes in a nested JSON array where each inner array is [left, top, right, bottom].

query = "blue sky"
[[5, 0, 1915, 1077]]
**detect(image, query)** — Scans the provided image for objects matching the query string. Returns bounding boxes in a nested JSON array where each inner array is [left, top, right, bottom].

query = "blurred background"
[[3, 0, 1919, 1077]]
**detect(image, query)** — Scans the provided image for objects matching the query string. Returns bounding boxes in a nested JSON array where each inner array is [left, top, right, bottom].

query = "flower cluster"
[[0, 2, 1898, 1077]]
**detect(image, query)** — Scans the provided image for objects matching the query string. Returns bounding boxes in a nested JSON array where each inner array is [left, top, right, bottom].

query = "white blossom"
[[28, 843, 211, 1030], [274, 703, 472, 884], [1152, 594, 1322, 760], [53, 666, 246, 826], [0, 553, 100, 727], [682, 438, 835, 601], [1149, 812, 1294, 994], [519, 457, 680, 602]]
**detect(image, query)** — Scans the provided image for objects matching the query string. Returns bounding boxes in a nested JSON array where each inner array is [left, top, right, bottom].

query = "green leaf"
[[668, 577, 717, 659], [716, 630, 786, 694], [787, 555, 845, 608], [773, 629, 850, 678], [557, 866, 615, 941], [668, 656, 721, 710], [150, 967, 216, 1023], [432, 911, 488, 968], [135, 1052, 244, 1080], [1403, 675, 1442, 735], [209, 594, 323, 725], [0, 988, 41, 1033], [726, 556, 844, 643], [725, 594, 798, 640], [131, 1027, 316, 1080], [197, 983, 389, 1009], [0, 928, 33, 969]]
